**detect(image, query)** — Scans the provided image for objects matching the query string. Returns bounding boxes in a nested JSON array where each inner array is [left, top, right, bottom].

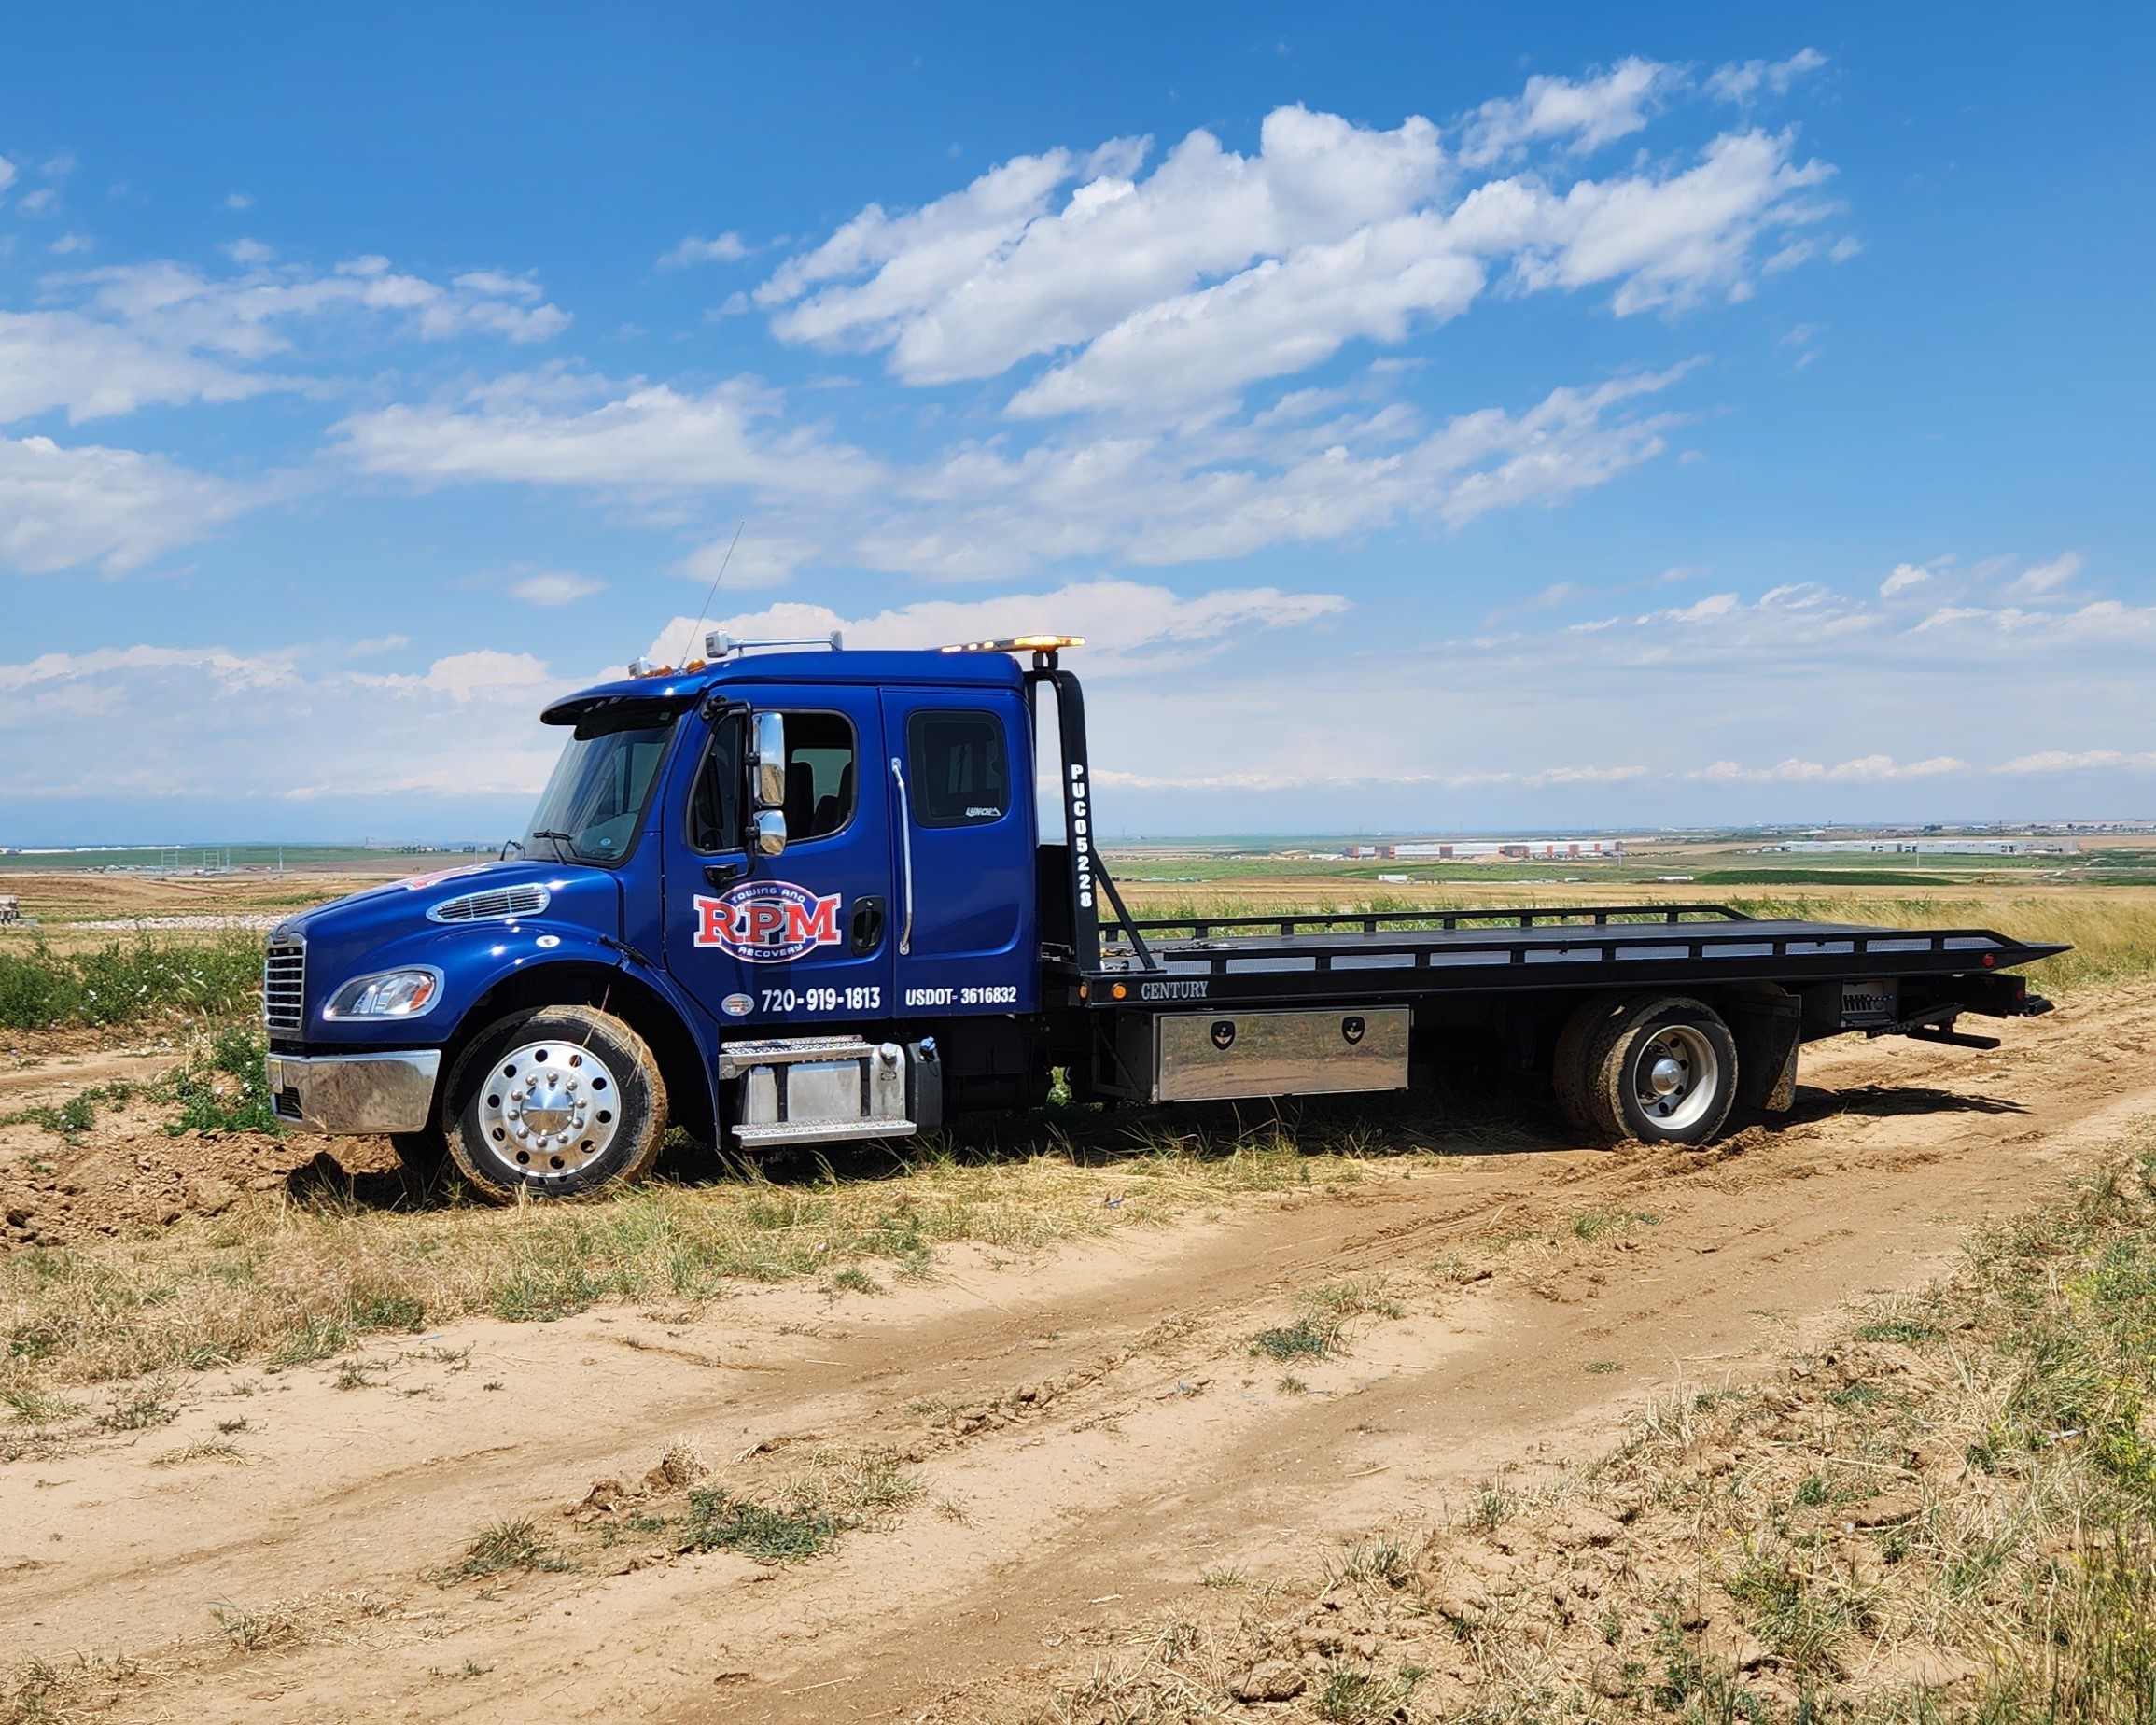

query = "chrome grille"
[[263, 936, 305, 1033], [428, 884, 550, 923]]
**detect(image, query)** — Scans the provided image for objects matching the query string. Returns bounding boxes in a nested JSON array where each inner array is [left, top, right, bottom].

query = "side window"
[[685, 712, 742, 853], [781, 710, 856, 842], [908, 708, 1009, 828]]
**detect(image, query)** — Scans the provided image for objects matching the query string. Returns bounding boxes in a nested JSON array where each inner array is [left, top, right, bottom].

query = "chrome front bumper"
[[266, 1050, 441, 1135]]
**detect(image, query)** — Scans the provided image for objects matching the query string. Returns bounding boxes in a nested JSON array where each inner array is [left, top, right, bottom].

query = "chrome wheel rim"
[[477, 1039, 621, 1178], [1630, 1023, 1719, 1132]]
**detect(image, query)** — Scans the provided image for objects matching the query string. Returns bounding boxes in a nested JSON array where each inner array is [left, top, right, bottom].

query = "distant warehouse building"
[[1347, 838, 1626, 862]]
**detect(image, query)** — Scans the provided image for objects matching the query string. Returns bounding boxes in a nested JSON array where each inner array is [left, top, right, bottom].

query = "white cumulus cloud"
[[2011, 551, 2082, 596], [0, 434, 255, 573], [760, 92, 1834, 416], [1457, 57, 1675, 165], [334, 371, 882, 498], [658, 232, 749, 269], [1706, 49, 1829, 105]]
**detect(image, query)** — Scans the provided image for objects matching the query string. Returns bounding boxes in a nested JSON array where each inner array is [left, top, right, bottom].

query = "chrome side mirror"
[[753, 809, 788, 857], [750, 711, 787, 809]]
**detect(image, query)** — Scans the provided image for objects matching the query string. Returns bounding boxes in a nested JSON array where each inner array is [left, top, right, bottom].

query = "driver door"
[[662, 686, 893, 1031]]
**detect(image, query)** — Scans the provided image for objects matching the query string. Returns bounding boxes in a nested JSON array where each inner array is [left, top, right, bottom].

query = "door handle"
[[889, 756, 913, 957], [850, 895, 886, 955]]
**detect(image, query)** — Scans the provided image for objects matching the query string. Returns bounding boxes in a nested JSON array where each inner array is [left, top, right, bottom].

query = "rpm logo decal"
[[692, 881, 843, 963]]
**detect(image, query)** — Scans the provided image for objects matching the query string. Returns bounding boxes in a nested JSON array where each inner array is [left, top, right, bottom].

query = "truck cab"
[[265, 638, 1064, 1199]]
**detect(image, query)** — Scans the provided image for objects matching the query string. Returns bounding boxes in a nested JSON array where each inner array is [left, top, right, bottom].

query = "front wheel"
[[1579, 995, 1739, 1147], [440, 1006, 667, 1202]]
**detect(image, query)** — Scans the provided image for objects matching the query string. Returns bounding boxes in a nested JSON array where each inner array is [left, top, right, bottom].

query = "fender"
[[441, 936, 725, 1148]]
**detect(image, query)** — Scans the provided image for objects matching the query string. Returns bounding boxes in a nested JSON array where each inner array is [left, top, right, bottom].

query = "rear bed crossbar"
[[1113, 903, 1751, 942]]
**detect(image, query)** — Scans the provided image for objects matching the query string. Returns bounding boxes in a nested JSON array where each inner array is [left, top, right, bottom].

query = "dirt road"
[[6, 985, 2154, 1721]]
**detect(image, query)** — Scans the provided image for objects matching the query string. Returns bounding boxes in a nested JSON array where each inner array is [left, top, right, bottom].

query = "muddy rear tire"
[[440, 1005, 666, 1203], [1552, 995, 1625, 1131], [1581, 995, 1738, 1147]]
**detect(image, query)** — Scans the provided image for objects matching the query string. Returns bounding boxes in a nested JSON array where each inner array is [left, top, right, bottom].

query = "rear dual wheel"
[[1554, 994, 1738, 1147], [440, 1005, 667, 1203]]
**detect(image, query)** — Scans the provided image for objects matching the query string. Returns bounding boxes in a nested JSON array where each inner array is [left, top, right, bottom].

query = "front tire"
[[1581, 995, 1738, 1147], [440, 1006, 666, 1203]]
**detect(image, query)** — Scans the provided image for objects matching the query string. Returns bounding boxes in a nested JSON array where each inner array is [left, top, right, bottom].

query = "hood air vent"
[[427, 884, 551, 924]]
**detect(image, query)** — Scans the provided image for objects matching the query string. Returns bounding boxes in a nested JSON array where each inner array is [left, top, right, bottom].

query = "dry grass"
[[0, 1126, 1429, 1392]]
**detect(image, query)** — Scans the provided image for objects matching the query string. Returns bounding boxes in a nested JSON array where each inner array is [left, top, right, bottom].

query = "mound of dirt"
[[2, 1030, 399, 1247]]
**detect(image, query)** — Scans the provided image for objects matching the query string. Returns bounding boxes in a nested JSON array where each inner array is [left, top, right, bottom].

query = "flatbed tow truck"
[[263, 636, 2064, 1200]]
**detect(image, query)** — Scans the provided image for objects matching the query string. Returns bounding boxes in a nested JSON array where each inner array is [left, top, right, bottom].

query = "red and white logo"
[[692, 881, 842, 963]]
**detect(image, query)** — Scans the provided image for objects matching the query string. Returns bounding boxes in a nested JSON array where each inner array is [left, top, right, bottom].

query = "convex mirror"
[[750, 712, 787, 808]]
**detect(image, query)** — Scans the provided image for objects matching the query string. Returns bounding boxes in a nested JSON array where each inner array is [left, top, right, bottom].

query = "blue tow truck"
[[264, 634, 2064, 1201]]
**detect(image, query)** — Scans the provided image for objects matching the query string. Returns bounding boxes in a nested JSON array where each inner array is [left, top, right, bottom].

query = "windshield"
[[524, 715, 678, 865]]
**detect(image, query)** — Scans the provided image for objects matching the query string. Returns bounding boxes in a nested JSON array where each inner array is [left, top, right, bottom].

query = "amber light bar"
[[938, 634, 1086, 654]]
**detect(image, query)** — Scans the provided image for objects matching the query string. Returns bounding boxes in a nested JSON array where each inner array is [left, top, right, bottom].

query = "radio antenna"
[[682, 521, 746, 665]]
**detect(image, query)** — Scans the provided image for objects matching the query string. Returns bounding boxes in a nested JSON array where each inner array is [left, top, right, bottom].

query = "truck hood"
[[269, 859, 627, 1047], [272, 858, 620, 947]]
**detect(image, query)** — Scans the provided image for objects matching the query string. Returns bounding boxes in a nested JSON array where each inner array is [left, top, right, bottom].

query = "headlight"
[[324, 967, 443, 1019]]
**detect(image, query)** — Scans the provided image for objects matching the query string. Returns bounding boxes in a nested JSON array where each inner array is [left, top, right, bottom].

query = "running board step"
[[731, 1116, 918, 1149]]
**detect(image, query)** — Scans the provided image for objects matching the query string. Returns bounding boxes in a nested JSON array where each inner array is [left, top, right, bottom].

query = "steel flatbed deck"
[[1071, 903, 2068, 1008]]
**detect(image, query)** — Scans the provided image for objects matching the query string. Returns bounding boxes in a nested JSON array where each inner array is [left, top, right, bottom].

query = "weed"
[[0, 1080, 140, 1141], [4, 1388, 86, 1424], [155, 1026, 280, 1134], [269, 1316, 351, 1367], [1333, 1536, 1411, 1587], [1199, 1564, 1244, 1589], [96, 1385, 177, 1431], [437, 1520, 573, 1583], [827, 1265, 882, 1296], [1587, 1360, 1622, 1374], [1573, 1205, 1645, 1242], [1853, 1315, 1944, 1345], [1250, 1316, 1339, 1361], [152, 1438, 242, 1466], [1305, 1276, 1404, 1322], [1725, 1550, 1871, 1676], [348, 1287, 426, 1332], [210, 1603, 286, 1652], [216, 1415, 248, 1434], [683, 1489, 847, 1564], [1465, 1479, 1517, 1532], [1314, 1659, 1413, 1721], [1277, 1372, 1309, 1394], [333, 1358, 387, 1392], [827, 1448, 922, 1513], [933, 1497, 970, 1524]]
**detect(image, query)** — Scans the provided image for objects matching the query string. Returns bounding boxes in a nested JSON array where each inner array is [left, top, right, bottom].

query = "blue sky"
[[2, 2, 2151, 844]]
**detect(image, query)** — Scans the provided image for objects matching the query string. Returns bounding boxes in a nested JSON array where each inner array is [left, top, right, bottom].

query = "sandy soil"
[[3, 985, 2153, 1720]]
